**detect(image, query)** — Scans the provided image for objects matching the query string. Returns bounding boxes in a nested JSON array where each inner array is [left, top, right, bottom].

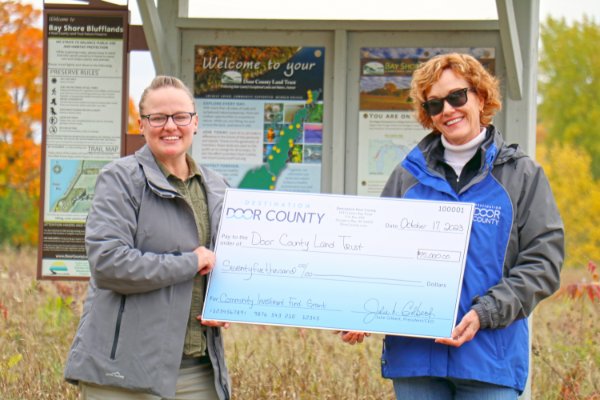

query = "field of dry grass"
[[0, 247, 83, 399], [1, 247, 598, 399], [530, 267, 600, 399]]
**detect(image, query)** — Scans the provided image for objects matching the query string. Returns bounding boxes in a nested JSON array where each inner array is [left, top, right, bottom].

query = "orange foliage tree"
[[0, 1, 42, 196], [0, 1, 42, 245], [128, 97, 141, 134]]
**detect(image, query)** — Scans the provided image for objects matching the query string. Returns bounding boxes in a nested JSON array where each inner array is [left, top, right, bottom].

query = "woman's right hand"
[[193, 246, 216, 275], [335, 330, 370, 345]]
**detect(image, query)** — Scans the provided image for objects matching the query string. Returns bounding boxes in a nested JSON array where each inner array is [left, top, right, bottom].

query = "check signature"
[[363, 298, 435, 324]]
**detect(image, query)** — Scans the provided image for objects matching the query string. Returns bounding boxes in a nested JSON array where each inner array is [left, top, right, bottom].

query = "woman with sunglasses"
[[342, 53, 564, 399], [64, 76, 232, 399]]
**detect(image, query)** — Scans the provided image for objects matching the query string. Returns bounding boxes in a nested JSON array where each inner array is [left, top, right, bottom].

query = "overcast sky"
[[185, 0, 599, 22], [31, 0, 600, 24], [28, 0, 600, 103]]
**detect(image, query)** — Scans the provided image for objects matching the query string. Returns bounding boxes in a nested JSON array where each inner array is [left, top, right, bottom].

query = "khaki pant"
[[80, 364, 219, 400]]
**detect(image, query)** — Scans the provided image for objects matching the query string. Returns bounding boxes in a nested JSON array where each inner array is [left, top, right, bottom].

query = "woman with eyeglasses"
[[341, 53, 564, 399], [64, 76, 231, 399]]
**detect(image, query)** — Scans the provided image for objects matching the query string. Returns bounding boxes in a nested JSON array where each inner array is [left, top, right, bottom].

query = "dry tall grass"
[[530, 268, 600, 399], [1, 247, 598, 399], [0, 247, 83, 399]]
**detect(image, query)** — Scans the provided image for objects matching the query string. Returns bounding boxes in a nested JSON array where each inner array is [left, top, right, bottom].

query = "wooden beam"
[[136, 0, 175, 74], [496, 0, 523, 99]]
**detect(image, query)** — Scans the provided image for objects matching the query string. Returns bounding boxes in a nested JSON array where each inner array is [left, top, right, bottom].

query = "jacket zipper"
[[193, 186, 228, 398], [152, 170, 228, 396], [110, 295, 127, 360], [210, 328, 231, 400]]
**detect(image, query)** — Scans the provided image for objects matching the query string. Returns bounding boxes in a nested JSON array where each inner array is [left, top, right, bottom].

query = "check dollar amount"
[[203, 189, 474, 338]]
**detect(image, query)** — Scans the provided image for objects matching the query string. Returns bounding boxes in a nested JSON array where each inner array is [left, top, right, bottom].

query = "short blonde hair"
[[410, 53, 501, 130], [138, 75, 195, 114]]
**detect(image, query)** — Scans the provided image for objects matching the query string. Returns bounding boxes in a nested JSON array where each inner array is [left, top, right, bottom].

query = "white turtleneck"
[[441, 127, 487, 177]]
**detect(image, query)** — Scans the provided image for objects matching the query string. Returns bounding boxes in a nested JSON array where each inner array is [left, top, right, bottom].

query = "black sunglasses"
[[422, 88, 471, 116]]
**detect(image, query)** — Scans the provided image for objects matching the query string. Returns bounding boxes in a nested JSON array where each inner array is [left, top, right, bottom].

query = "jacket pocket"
[[493, 329, 506, 360], [110, 295, 127, 360]]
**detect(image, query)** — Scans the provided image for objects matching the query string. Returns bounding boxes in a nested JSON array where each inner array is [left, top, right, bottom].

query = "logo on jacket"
[[473, 203, 501, 225], [105, 371, 125, 379]]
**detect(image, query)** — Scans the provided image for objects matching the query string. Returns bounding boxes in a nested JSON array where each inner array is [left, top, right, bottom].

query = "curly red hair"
[[410, 53, 501, 130]]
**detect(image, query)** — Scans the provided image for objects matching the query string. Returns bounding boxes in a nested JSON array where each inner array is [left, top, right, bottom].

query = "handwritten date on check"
[[202, 189, 474, 339]]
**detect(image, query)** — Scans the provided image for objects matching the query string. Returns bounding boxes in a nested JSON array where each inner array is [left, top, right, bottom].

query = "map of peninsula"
[[50, 159, 109, 213], [238, 90, 319, 190]]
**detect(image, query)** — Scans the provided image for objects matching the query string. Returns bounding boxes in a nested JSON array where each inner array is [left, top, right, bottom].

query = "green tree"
[[538, 16, 600, 177], [0, 189, 37, 246]]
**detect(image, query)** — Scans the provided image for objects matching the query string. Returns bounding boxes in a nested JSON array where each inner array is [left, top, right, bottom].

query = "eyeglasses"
[[422, 88, 471, 117], [141, 112, 197, 127]]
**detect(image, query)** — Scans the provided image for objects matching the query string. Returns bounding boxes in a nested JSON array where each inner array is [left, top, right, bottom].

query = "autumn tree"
[[128, 97, 140, 134], [538, 16, 600, 177], [0, 1, 42, 245], [536, 141, 600, 268]]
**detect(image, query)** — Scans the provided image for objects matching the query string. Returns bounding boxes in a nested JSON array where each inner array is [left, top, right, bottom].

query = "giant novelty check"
[[203, 189, 475, 338]]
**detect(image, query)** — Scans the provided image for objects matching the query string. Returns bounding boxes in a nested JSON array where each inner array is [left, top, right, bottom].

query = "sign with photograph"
[[356, 47, 496, 196], [193, 46, 325, 193]]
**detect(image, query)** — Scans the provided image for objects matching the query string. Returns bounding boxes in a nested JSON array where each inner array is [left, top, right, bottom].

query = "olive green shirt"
[[157, 155, 210, 358]]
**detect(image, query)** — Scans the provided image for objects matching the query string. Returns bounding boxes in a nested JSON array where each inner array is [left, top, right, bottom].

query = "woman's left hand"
[[198, 317, 230, 329], [435, 309, 480, 347]]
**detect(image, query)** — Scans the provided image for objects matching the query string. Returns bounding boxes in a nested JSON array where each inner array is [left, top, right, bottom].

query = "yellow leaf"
[[7, 353, 22, 369]]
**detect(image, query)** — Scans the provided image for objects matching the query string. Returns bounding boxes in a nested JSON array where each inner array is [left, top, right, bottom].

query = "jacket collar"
[[134, 145, 226, 227], [134, 145, 181, 197], [402, 125, 518, 196]]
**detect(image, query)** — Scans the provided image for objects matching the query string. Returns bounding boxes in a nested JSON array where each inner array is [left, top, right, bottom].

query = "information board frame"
[[37, 5, 129, 280]]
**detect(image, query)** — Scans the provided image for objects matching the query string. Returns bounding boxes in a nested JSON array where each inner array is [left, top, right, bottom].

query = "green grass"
[[1, 247, 598, 399]]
